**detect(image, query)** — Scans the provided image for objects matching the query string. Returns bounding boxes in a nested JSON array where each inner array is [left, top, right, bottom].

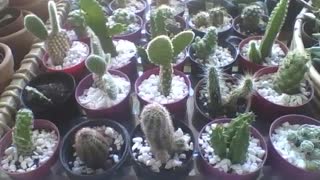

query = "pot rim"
[[113, 14, 143, 38], [109, 0, 147, 14]]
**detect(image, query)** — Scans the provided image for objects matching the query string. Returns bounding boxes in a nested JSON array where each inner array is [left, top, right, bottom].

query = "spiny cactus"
[[67, 10, 89, 39], [210, 112, 254, 164], [248, 41, 262, 64], [25, 86, 52, 105], [192, 26, 217, 60], [241, 5, 264, 33], [208, 7, 227, 27], [206, 65, 223, 118], [147, 31, 194, 97], [24, 1, 72, 66], [74, 127, 112, 169], [192, 11, 210, 28], [13, 109, 34, 156], [274, 51, 310, 95], [110, 8, 136, 26]]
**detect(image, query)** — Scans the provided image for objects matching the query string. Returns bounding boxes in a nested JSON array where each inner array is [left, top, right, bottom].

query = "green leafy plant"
[[191, 26, 217, 60], [67, 10, 89, 39]]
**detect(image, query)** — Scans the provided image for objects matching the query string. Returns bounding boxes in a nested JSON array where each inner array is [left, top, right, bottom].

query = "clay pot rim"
[[109, 0, 147, 14], [232, 15, 269, 38], [113, 14, 144, 38], [0, 43, 12, 68]]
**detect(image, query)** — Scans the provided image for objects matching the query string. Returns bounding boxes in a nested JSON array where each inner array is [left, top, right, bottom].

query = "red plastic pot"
[[197, 118, 268, 180], [238, 36, 289, 74], [75, 69, 132, 121], [252, 67, 314, 122], [268, 114, 320, 180], [135, 68, 191, 120], [0, 119, 60, 180], [113, 15, 143, 44], [109, 0, 147, 20], [232, 15, 268, 39]]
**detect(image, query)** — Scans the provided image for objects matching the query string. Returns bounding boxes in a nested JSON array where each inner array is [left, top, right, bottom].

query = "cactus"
[[241, 5, 264, 33], [116, 0, 127, 8], [210, 125, 227, 158], [150, 5, 177, 39], [192, 11, 210, 28], [25, 86, 52, 105], [110, 8, 136, 26], [274, 51, 310, 95], [147, 31, 194, 97], [24, 1, 72, 66], [248, 41, 262, 64], [74, 127, 112, 169], [206, 65, 223, 117], [208, 7, 227, 27], [191, 26, 217, 60], [13, 109, 34, 156], [67, 10, 89, 39]]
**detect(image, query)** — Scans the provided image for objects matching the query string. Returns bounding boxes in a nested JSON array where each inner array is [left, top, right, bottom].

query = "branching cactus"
[[24, 1, 72, 66], [206, 65, 223, 118], [111, 8, 136, 26], [150, 5, 176, 39], [208, 7, 227, 27], [147, 31, 194, 97], [274, 51, 310, 95], [191, 26, 217, 60], [192, 11, 210, 28], [116, 0, 127, 8], [74, 127, 112, 169], [13, 109, 34, 156], [241, 5, 264, 32], [67, 10, 89, 39]]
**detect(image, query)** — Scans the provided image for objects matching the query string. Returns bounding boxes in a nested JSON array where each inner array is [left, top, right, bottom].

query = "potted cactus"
[[66, 9, 90, 44], [130, 103, 195, 179], [0, 42, 14, 93], [188, 26, 237, 76], [0, 109, 60, 180], [135, 31, 194, 119], [150, 0, 186, 17], [60, 118, 130, 180], [268, 114, 320, 180], [108, 0, 147, 19], [238, 0, 289, 73], [197, 112, 267, 179], [24, 1, 90, 80]]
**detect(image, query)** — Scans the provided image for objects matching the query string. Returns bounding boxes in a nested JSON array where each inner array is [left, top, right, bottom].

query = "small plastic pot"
[[130, 120, 195, 180], [113, 15, 143, 44], [238, 36, 289, 74], [232, 15, 268, 39], [268, 114, 320, 180], [109, 0, 147, 20], [0, 119, 60, 180], [252, 67, 314, 122], [75, 69, 132, 121], [60, 118, 130, 180], [197, 118, 267, 180], [135, 68, 191, 120], [302, 20, 318, 48]]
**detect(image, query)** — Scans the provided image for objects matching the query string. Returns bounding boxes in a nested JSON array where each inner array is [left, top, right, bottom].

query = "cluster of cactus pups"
[[287, 124, 320, 171], [192, 7, 229, 29], [210, 112, 255, 164], [240, 5, 266, 33], [191, 26, 217, 61], [110, 8, 136, 27], [24, 1, 72, 66], [67, 9, 89, 39]]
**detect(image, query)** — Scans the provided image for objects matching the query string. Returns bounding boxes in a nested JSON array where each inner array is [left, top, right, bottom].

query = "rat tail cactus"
[[192, 26, 217, 60], [74, 127, 112, 169], [208, 7, 227, 27], [206, 65, 223, 117], [241, 5, 264, 32], [67, 10, 88, 39], [24, 1, 72, 66], [147, 31, 194, 97], [13, 109, 34, 156]]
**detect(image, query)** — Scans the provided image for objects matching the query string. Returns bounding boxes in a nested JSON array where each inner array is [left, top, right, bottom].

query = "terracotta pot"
[[109, 0, 147, 21], [238, 36, 289, 74], [268, 114, 320, 180], [197, 118, 268, 180], [10, 0, 49, 21], [0, 8, 24, 37], [252, 67, 314, 122], [0, 43, 14, 93], [301, 21, 318, 48], [232, 15, 268, 39], [113, 15, 143, 44], [0, 119, 60, 180]]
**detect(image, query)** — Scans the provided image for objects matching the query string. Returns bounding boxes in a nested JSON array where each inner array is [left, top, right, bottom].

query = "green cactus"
[[210, 125, 227, 158], [274, 51, 310, 95], [13, 109, 34, 156], [248, 41, 263, 64], [206, 65, 223, 117], [228, 122, 250, 164], [241, 5, 264, 33], [25, 86, 52, 105], [192, 11, 210, 28], [191, 26, 218, 60], [24, 1, 72, 66], [156, 0, 170, 6], [147, 31, 194, 97], [208, 7, 227, 27], [300, 140, 315, 153], [67, 10, 89, 39], [110, 8, 136, 26], [74, 127, 112, 169]]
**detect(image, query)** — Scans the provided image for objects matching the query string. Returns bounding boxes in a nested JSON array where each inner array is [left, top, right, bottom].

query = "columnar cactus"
[[241, 5, 264, 33], [147, 31, 194, 97], [248, 41, 262, 64], [24, 1, 72, 66], [13, 109, 34, 156], [274, 51, 310, 95], [150, 5, 177, 39], [206, 65, 223, 117], [74, 127, 112, 169], [67, 10, 89, 39], [208, 7, 227, 27], [191, 26, 217, 60], [110, 8, 136, 26]]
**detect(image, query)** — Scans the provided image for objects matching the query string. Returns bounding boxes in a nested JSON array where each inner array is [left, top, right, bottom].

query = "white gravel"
[[241, 40, 286, 66], [191, 16, 232, 33], [194, 46, 234, 67], [110, 40, 137, 69], [79, 74, 130, 109], [255, 73, 311, 106], [138, 74, 189, 104], [1, 130, 58, 173], [199, 123, 266, 175]]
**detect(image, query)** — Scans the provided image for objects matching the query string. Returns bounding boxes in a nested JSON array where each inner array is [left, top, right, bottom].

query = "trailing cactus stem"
[[248, 41, 262, 64], [159, 65, 173, 97], [100, 37, 118, 57], [206, 65, 222, 117]]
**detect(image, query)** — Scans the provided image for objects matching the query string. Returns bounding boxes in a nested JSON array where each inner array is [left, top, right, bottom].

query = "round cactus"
[[67, 9, 88, 38], [208, 7, 227, 27], [192, 11, 210, 28], [300, 140, 315, 153], [191, 26, 218, 60], [241, 5, 264, 32], [111, 8, 136, 26]]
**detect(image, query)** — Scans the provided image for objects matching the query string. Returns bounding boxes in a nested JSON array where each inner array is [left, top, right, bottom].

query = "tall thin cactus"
[[206, 65, 223, 117]]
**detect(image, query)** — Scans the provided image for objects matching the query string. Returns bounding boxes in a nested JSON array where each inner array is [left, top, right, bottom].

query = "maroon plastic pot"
[[109, 0, 147, 20], [135, 68, 191, 120], [238, 36, 288, 74], [0, 119, 60, 180], [302, 21, 318, 48], [232, 15, 268, 39], [252, 67, 314, 122], [268, 114, 320, 180], [113, 15, 143, 44], [75, 69, 132, 121], [110, 53, 138, 85], [197, 118, 267, 180]]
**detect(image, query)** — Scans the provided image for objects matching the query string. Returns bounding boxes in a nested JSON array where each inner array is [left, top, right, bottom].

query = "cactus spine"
[[150, 5, 176, 39], [13, 109, 34, 156], [67, 10, 89, 39], [191, 26, 217, 60], [209, 7, 227, 27], [74, 127, 112, 169], [24, 1, 72, 66], [241, 5, 264, 33], [206, 65, 223, 117], [147, 31, 194, 97]]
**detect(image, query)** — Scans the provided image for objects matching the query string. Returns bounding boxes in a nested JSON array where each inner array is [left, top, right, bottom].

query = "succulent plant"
[[74, 127, 113, 169], [146, 31, 194, 97], [67, 10, 89, 39], [248, 41, 262, 64], [24, 1, 72, 66], [241, 5, 264, 33], [191, 26, 217, 60], [206, 65, 222, 118], [210, 112, 255, 164], [25, 86, 52, 105], [208, 7, 228, 27], [192, 11, 210, 28], [13, 109, 34, 156], [110, 8, 136, 26]]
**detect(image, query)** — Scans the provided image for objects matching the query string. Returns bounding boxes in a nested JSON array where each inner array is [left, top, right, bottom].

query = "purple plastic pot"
[[113, 15, 143, 44], [268, 114, 320, 180], [252, 67, 314, 122], [109, 0, 147, 20], [135, 68, 191, 120], [75, 69, 132, 121], [232, 15, 268, 39], [238, 36, 288, 74], [302, 21, 318, 48], [197, 118, 268, 180], [0, 119, 60, 180]]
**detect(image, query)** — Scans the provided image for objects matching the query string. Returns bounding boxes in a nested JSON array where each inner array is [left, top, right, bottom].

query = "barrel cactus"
[[192, 11, 210, 28], [24, 1, 72, 66], [241, 5, 264, 33], [110, 8, 136, 26], [191, 26, 217, 60], [67, 9, 89, 39], [208, 7, 228, 27]]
